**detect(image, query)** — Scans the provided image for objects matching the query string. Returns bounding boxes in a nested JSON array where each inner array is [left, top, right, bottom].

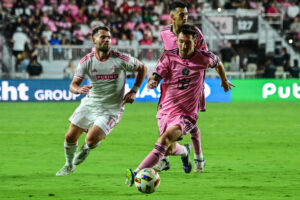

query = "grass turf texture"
[[0, 102, 299, 200]]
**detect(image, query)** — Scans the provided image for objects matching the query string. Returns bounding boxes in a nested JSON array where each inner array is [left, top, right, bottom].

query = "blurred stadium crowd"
[[0, 0, 299, 78]]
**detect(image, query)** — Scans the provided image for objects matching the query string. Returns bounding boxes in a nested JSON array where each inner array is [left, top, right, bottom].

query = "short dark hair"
[[170, 1, 187, 12], [177, 24, 197, 38], [92, 26, 110, 37]]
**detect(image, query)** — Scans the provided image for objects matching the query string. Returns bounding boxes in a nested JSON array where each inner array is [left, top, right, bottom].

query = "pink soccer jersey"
[[154, 49, 218, 119], [160, 24, 208, 111], [160, 24, 208, 51]]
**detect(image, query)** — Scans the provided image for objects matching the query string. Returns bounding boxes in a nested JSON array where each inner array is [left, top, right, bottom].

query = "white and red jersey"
[[154, 49, 218, 120], [160, 24, 208, 51], [74, 49, 138, 113]]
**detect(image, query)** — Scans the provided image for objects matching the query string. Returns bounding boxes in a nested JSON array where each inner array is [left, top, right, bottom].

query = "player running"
[[56, 26, 147, 176], [126, 24, 234, 186], [154, 1, 208, 173]]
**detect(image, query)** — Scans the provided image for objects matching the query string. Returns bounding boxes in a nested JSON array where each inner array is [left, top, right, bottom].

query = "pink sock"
[[171, 143, 186, 155], [138, 143, 167, 170], [190, 129, 202, 155]]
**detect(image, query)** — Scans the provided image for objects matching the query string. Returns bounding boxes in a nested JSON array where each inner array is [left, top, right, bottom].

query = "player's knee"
[[157, 134, 171, 147], [86, 134, 103, 148], [65, 132, 77, 143]]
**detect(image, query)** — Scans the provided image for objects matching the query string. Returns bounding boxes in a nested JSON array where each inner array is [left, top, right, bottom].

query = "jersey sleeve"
[[74, 62, 86, 79], [204, 51, 219, 69], [120, 54, 139, 72], [154, 52, 169, 78], [195, 26, 208, 51]]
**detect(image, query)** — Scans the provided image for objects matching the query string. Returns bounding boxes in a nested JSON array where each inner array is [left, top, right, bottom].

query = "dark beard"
[[98, 47, 110, 53]]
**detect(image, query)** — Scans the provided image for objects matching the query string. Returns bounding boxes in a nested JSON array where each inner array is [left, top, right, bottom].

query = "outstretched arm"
[[123, 60, 147, 104], [70, 77, 92, 94], [214, 60, 235, 92]]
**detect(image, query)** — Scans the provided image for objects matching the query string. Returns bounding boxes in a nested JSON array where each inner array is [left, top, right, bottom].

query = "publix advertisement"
[[0, 79, 299, 102]]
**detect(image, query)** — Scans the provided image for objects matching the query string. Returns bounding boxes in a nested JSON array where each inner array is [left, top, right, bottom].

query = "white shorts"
[[69, 99, 123, 135]]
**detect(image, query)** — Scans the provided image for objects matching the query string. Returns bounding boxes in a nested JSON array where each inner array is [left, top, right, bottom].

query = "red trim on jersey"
[[95, 74, 119, 80], [80, 52, 95, 64], [111, 50, 130, 62]]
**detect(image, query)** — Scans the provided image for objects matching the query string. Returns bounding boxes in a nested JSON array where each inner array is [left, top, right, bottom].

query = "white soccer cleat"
[[56, 165, 75, 176], [73, 146, 90, 165], [153, 157, 170, 172], [194, 159, 205, 173]]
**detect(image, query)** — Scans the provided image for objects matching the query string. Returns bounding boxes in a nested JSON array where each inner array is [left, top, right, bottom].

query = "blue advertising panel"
[[0, 79, 231, 102], [0, 79, 87, 101], [126, 78, 231, 102]]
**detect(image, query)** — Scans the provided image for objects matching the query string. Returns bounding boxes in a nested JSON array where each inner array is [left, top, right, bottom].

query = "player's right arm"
[[69, 77, 92, 94], [147, 51, 169, 89], [69, 60, 92, 94]]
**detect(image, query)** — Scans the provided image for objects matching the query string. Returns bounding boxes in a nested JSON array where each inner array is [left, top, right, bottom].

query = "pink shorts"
[[157, 114, 198, 137]]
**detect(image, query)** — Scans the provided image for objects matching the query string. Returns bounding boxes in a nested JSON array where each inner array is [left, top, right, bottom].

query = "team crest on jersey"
[[111, 65, 117, 72], [92, 68, 97, 72], [182, 68, 190, 76]]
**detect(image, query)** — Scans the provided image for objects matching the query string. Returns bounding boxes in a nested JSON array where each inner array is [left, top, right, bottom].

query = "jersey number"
[[177, 78, 191, 90]]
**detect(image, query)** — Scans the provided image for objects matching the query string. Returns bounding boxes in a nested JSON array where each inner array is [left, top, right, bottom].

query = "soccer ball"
[[134, 168, 160, 194]]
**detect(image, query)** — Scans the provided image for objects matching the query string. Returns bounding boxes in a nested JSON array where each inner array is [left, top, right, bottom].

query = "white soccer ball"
[[134, 168, 160, 194]]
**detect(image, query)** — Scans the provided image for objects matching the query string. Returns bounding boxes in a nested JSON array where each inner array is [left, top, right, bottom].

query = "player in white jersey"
[[56, 26, 147, 176]]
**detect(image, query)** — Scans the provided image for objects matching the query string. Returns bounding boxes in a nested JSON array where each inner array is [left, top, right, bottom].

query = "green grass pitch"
[[0, 102, 299, 200]]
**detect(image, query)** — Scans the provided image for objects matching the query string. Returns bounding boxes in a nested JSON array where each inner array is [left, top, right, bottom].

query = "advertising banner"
[[126, 78, 231, 102], [0, 80, 86, 101], [231, 79, 300, 101], [0, 79, 231, 102]]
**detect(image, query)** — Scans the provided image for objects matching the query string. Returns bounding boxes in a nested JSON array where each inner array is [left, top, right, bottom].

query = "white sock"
[[64, 141, 78, 166], [85, 141, 101, 149], [83, 142, 90, 150], [194, 153, 204, 161]]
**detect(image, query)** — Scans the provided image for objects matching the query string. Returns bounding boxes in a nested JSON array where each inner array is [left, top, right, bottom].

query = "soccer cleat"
[[194, 159, 205, 173], [181, 144, 192, 173], [125, 168, 136, 187], [153, 157, 170, 172], [73, 144, 90, 165], [56, 165, 75, 176]]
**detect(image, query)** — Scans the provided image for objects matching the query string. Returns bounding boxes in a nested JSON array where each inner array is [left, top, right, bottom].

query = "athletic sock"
[[64, 141, 78, 166], [137, 143, 167, 170], [195, 153, 204, 161], [172, 143, 187, 156]]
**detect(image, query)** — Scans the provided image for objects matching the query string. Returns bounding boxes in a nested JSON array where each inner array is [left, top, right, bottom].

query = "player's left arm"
[[214, 59, 235, 92], [123, 59, 147, 104]]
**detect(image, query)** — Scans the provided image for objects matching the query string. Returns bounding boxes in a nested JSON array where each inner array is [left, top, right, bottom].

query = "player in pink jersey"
[[126, 24, 234, 186], [56, 26, 147, 176], [154, 1, 208, 173]]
